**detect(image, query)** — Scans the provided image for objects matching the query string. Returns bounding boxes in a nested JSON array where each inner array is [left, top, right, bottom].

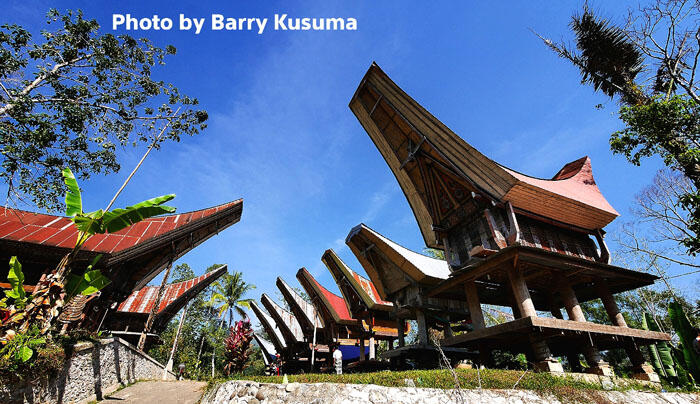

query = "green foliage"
[[100, 194, 176, 233], [643, 313, 676, 379], [5, 257, 26, 305], [63, 167, 176, 239], [669, 302, 700, 382], [542, 4, 700, 255], [62, 167, 82, 217], [423, 248, 445, 260], [0, 328, 100, 383], [0, 9, 208, 211], [612, 96, 700, 253], [65, 269, 110, 298], [491, 350, 527, 370], [209, 271, 255, 327], [222, 368, 663, 394], [569, 8, 643, 103], [147, 263, 231, 380], [0, 325, 45, 368]]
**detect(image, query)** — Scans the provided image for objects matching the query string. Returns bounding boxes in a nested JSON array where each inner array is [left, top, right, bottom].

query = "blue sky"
[[6, 1, 695, 316]]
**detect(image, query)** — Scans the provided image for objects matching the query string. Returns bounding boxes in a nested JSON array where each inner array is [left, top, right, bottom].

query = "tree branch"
[[0, 54, 91, 116]]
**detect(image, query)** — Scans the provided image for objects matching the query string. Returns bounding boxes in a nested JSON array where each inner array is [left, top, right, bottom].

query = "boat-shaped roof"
[[349, 63, 617, 247], [276, 276, 325, 336], [118, 265, 227, 318], [346, 223, 450, 299], [296, 267, 358, 326], [0, 200, 243, 292], [321, 249, 393, 313], [253, 333, 277, 365], [249, 300, 287, 352], [261, 293, 305, 346]]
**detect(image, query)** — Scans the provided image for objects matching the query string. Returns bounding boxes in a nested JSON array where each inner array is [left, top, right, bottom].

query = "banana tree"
[[0, 168, 176, 337], [642, 312, 676, 380], [669, 302, 700, 383]]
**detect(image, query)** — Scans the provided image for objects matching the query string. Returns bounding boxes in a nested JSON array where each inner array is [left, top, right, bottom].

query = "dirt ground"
[[99, 380, 208, 404]]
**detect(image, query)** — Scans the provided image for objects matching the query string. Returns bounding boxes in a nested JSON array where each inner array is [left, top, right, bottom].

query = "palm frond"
[[571, 7, 644, 101]]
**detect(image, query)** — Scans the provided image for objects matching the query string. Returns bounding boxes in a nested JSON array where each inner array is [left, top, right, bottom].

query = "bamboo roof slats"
[[321, 249, 393, 313], [261, 293, 306, 346], [253, 333, 277, 366], [345, 223, 450, 299], [276, 276, 325, 337], [250, 300, 287, 352], [349, 63, 618, 247], [296, 267, 359, 327]]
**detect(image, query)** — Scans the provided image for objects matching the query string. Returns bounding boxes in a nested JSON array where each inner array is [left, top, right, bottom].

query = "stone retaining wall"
[[203, 380, 700, 404], [0, 337, 175, 404]]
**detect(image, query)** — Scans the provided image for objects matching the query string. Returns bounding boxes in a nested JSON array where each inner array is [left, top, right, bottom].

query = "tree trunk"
[[195, 334, 205, 372], [163, 302, 188, 380], [211, 316, 226, 378], [138, 261, 173, 351]]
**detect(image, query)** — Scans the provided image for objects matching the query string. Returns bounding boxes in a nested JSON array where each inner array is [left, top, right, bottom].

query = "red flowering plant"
[[223, 318, 254, 375]]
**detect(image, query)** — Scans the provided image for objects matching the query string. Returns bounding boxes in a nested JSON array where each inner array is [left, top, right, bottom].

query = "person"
[[177, 363, 185, 380], [332, 343, 343, 375], [275, 353, 282, 376]]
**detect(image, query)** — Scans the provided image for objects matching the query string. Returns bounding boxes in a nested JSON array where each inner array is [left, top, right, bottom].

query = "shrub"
[[223, 318, 253, 375]]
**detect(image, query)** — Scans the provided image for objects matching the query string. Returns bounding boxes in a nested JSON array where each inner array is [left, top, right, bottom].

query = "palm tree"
[[207, 271, 254, 377], [209, 271, 256, 327]]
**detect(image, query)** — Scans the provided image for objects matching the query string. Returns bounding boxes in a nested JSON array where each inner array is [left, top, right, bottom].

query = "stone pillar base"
[[632, 363, 660, 383], [586, 362, 614, 377], [534, 359, 564, 373]]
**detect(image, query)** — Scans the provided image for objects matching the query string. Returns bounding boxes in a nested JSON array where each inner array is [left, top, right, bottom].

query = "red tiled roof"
[[297, 268, 354, 322], [117, 265, 227, 314], [0, 200, 242, 255]]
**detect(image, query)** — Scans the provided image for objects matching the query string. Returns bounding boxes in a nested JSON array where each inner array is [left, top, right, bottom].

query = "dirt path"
[[100, 380, 208, 404]]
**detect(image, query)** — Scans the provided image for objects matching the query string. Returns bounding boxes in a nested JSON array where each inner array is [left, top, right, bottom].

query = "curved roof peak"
[[501, 156, 617, 218], [552, 156, 594, 182], [349, 63, 619, 236]]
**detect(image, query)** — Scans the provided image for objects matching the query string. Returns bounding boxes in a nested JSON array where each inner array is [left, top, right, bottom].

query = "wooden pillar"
[[416, 309, 428, 345], [548, 294, 580, 371], [595, 280, 627, 327], [508, 260, 561, 373], [507, 264, 536, 318], [464, 280, 485, 330], [558, 279, 586, 322], [596, 280, 659, 381], [547, 292, 564, 319], [359, 337, 366, 361], [397, 319, 405, 347], [558, 276, 612, 376]]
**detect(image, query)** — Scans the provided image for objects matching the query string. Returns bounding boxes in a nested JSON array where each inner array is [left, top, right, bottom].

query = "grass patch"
[[221, 368, 683, 394]]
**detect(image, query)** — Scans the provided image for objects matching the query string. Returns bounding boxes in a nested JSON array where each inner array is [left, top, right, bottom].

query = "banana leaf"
[[5, 256, 26, 302], [644, 312, 676, 378], [62, 168, 82, 217], [669, 301, 700, 381], [102, 194, 176, 233], [672, 345, 694, 387]]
